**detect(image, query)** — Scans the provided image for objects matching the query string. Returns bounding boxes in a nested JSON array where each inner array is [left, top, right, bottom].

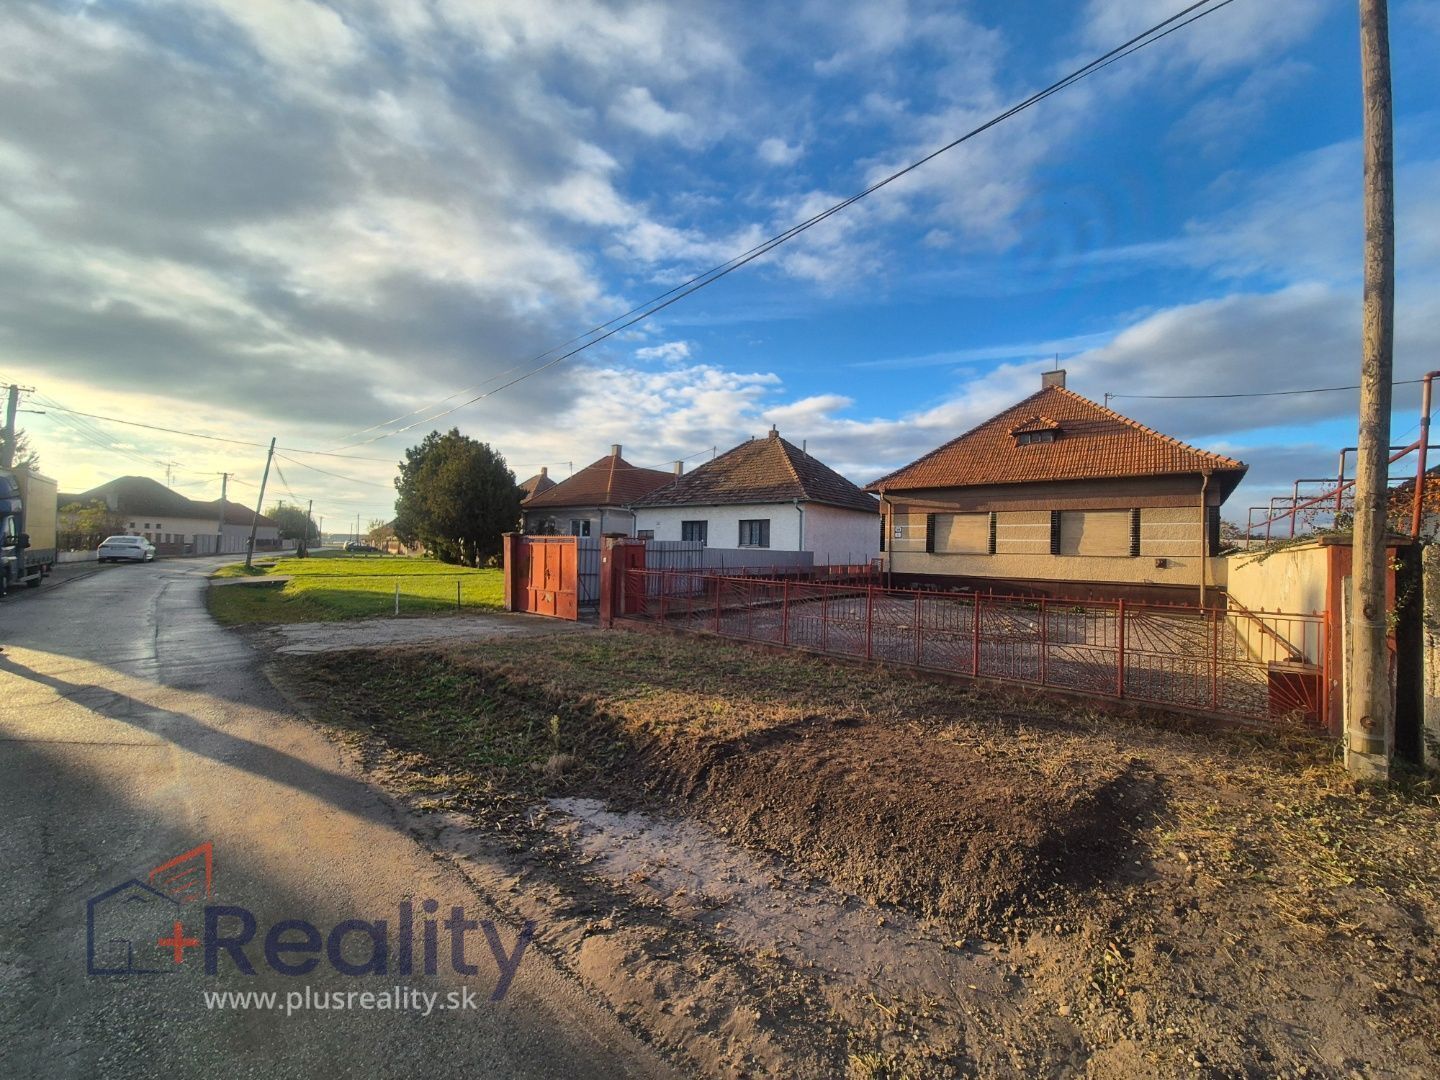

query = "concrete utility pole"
[[1348, 0, 1396, 780], [245, 438, 276, 569], [216, 472, 230, 556], [1, 384, 33, 470]]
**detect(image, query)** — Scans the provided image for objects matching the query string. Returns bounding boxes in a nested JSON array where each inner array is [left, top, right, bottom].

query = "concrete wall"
[[1225, 545, 1330, 617], [633, 502, 879, 563], [1423, 545, 1440, 771]]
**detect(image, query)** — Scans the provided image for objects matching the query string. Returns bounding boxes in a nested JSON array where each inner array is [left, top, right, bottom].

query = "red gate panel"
[[512, 536, 578, 620]]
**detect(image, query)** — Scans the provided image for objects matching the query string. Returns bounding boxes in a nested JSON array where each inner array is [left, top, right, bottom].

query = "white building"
[[632, 428, 880, 565], [61, 475, 282, 554]]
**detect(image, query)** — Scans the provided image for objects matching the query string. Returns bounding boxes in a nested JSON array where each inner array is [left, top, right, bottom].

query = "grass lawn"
[[208, 550, 504, 624]]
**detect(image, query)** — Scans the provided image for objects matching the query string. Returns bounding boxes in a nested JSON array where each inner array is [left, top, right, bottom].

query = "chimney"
[[539, 466, 548, 478], [610, 443, 622, 457], [768, 425, 779, 440], [1042, 369, 1066, 390], [673, 460, 684, 476]]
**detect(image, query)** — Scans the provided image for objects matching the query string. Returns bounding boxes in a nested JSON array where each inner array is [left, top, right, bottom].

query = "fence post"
[[1116, 599, 1126, 698], [394, 580, 400, 616], [821, 589, 829, 652], [1209, 608, 1220, 711], [713, 574, 722, 634], [781, 580, 791, 646], [865, 585, 875, 660], [456, 578, 462, 613], [971, 595, 982, 677], [913, 593, 922, 666], [1039, 597, 1048, 686]]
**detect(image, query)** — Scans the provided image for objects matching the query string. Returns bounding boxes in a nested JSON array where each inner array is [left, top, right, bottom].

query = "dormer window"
[[1010, 415, 1062, 446], [1016, 429, 1058, 446]]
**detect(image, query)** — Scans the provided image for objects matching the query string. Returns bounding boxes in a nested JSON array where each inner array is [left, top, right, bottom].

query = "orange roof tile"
[[518, 469, 556, 499], [635, 430, 878, 514], [867, 386, 1247, 497], [522, 451, 673, 509]]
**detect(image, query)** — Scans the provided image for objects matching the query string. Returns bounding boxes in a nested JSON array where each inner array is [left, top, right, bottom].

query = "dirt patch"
[[631, 718, 1148, 930], [270, 631, 1440, 1078]]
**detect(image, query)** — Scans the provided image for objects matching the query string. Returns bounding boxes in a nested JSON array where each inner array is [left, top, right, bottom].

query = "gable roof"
[[518, 468, 556, 499], [867, 386, 1248, 499], [635, 431, 879, 514], [65, 475, 278, 527], [521, 450, 673, 510]]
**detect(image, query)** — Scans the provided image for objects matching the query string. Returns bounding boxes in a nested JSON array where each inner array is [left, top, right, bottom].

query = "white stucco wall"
[[803, 503, 881, 564], [633, 502, 878, 562]]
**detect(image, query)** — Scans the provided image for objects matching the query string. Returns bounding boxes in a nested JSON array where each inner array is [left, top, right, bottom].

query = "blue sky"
[[4, 0, 1439, 526]]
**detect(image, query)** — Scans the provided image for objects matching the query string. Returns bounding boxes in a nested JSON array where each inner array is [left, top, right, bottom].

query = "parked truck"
[[1, 467, 58, 594]]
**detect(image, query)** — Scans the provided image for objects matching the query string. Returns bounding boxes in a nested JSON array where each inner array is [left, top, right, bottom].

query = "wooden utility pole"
[[1348, 0, 1395, 780], [245, 438, 276, 569]]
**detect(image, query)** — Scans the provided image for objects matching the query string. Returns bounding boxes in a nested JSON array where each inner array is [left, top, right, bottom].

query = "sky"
[[3, 0, 1439, 530]]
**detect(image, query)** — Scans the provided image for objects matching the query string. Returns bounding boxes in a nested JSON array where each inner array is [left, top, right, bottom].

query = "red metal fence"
[[618, 568, 1327, 726]]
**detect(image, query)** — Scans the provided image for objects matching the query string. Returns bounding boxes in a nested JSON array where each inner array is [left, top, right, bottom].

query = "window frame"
[[737, 519, 770, 548], [680, 520, 708, 545]]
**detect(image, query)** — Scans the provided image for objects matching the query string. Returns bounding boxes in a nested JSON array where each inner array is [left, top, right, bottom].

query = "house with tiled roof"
[[633, 428, 880, 563], [518, 466, 557, 501], [60, 475, 281, 555], [866, 371, 1247, 603], [521, 445, 675, 537]]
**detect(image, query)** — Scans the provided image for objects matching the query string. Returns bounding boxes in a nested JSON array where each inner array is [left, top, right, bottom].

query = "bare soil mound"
[[634, 718, 1148, 930]]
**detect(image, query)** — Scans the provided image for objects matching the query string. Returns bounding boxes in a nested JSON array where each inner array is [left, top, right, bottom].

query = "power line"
[[34, 402, 401, 460], [326, 0, 1239, 451], [1107, 378, 1426, 402], [274, 453, 395, 490]]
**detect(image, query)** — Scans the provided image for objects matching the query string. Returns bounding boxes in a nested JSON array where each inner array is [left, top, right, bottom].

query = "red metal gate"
[[503, 535, 579, 620]]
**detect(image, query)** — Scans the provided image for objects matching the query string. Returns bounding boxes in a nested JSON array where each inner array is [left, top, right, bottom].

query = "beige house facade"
[[869, 372, 1246, 604]]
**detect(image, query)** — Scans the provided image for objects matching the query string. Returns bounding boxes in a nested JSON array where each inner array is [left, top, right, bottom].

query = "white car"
[[98, 535, 156, 563]]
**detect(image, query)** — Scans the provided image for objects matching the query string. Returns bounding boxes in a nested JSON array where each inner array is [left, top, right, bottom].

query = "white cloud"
[[757, 137, 803, 166], [634, 340, 692, 363], [609, 85, 695, 141], [196, 0, 364, 74], [1080, 0, 1328, 79]]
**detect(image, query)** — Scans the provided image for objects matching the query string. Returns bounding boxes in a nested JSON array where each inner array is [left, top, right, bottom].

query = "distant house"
[[521, 445, 674, 537], [60, 475, 282, 555], [866, 371, 1247, 603], [632, 428, 880, 563], [518, 466, 557, 501]]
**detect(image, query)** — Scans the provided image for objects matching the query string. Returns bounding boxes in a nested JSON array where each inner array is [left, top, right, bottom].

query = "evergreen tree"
[[394, 429, 519, 566]]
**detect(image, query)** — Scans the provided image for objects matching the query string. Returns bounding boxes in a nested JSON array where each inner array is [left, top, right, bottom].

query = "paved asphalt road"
[[0, 557, 675, 1079]]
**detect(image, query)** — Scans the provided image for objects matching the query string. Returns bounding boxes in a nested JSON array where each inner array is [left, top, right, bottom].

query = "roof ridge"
[[868, 385, 1053, 489], [1055, 386, 1246, 469], [776, 436, 805, 493]]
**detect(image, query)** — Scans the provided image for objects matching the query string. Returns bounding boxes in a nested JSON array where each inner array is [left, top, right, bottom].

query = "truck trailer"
[[1, 467, 58, 594]]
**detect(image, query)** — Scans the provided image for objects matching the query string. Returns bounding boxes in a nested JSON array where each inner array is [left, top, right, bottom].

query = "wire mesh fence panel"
[[1121, 608, 1215, 710], [915, 593, 978, 676], [1040, 603, 1121, 694], [615, 568, 1325, 726], [975, 601, 1042, 683]]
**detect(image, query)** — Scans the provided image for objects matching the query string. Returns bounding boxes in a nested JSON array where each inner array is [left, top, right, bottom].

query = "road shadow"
[[0, 651, 408, 835]]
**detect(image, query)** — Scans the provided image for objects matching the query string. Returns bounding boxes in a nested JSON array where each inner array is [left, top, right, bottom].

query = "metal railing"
[[619, 568, 1326, 725]]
